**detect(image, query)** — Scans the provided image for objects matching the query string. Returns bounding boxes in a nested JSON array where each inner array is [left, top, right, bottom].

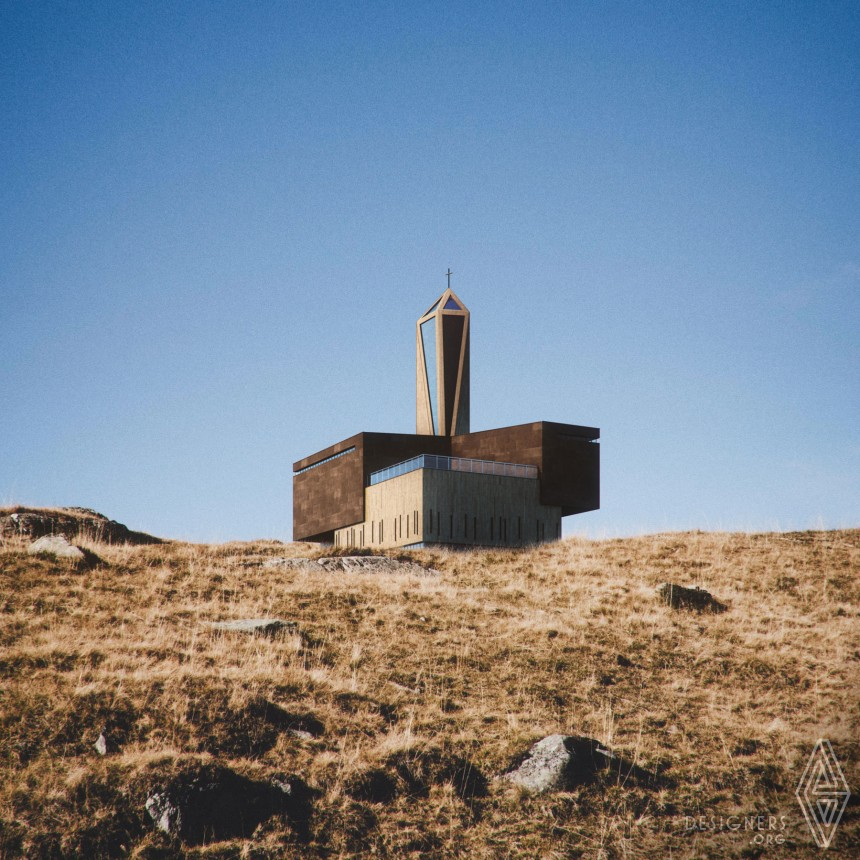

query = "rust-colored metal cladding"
[[293, 434, 364, 542], [451, 422, 543, 468], [293, 432, 449, 542], [539, 422, 600, 515], [451, 421, 599, 515], [416, 288, 469, 436]]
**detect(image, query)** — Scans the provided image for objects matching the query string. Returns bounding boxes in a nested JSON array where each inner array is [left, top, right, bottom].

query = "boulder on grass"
[[502, 734, 661, 794], [27, 535, 85, 562], [656, 582, 727, 613], [145, 763, 313, 844]]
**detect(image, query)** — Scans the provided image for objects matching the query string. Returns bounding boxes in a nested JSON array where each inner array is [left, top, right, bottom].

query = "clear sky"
[[2, 1, 858, 542]]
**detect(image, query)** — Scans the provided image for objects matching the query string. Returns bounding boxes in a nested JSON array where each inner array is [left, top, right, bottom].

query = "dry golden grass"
[[0, 525, 857, 858]]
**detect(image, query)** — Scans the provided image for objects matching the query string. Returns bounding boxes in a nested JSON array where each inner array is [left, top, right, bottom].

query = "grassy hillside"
[[0, 525, 857, 858]]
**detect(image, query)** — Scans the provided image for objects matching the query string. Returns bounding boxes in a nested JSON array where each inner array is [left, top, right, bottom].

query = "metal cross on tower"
[[446, 268, 453, 288]]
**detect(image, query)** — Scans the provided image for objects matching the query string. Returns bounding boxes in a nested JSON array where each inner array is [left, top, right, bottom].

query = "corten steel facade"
[[293, 288, 600, 547]]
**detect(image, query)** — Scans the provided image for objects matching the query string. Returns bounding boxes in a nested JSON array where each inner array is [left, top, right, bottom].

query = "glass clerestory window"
[[420, 317, 438, 434], [443, 297, 461, 310]]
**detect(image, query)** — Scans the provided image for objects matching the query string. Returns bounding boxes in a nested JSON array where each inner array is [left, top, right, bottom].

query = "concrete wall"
[[333, 467, 561, 549], [360, 468, 424, 548]]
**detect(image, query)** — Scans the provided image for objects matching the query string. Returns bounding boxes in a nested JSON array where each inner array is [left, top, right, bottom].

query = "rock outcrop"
[[2, 507, 161, 544], [144, 763, 313, 844], [656, 582, 727, 613], [263, 556, 439, 576], [261, 557, 321, 571]]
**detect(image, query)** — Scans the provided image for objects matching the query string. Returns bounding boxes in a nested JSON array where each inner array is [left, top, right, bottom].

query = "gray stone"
[[287, 729, 315, 741], [261, 555, 438, 575], [503, 735, 664, 794], [503, 735, 617, 794], [144, 764, 314, 845], [145, 790, 180, 836], [657, 582, 727, 613], [316, 556, 439, 576], [94, 732, 108, 756], [27, 535, 85, 561], [262, 557, 321, 570], [271, 775, 296, 794], [208, 618, 297, 637]]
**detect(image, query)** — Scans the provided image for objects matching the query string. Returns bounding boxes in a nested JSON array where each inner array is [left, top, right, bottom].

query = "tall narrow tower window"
[[420, 317, 438, 435]]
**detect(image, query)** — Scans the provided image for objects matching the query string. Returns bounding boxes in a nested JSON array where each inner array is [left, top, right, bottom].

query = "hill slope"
[[0, 523, 857, 858]]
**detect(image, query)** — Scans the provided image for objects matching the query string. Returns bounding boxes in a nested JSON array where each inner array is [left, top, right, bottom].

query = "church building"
[[293, 285, 599, 548]]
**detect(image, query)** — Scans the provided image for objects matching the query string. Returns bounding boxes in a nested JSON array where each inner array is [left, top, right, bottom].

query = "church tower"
[[416, 287, 469, 436]]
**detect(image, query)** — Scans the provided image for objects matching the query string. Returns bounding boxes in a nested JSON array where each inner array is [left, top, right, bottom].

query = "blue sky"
[[2, 1, 858, 542]]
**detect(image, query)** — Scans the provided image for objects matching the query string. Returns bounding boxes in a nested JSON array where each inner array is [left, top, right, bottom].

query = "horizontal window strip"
[[294, 446, 356, 475], [369, 454, 537, 486]]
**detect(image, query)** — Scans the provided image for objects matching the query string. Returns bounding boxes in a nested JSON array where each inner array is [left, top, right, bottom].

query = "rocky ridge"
[[1, 506, 162, 545]]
